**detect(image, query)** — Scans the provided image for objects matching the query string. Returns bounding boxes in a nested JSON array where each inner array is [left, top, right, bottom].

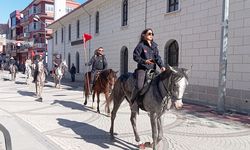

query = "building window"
[[120, 46, 128, 75], [77, 20, 80, 38], [55, 31, 57, 45], [45, 4, 54, 12], [164, 40, 179, 67], [68, 24, 71, 41], [76, 52, 80, 73], [122, 0, 128, 26], [167, 0, 179, 13], [33, 6, 37, 14], [61, 27, 64, 43], [33, 22, 37, 30], [95, 11, 99, 34], [68, 53, 71, 70]]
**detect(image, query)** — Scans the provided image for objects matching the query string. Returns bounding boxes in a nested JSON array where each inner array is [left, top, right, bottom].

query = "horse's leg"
[[157, 116, 163, 143], [110, 95, 124, 139], [150, 113, 158, 150], [96, 92, 100, 113], [130, 112, 141, 143], [104, 91, 110, 114], [92, 90, 96, 109], [84, 79, 89, 105], [59, 78, 61, 89], [35, 82, 38, 96]]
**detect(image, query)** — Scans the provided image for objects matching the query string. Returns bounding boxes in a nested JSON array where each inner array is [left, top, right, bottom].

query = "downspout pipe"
[[81, 6, 92, 61], [58, 20, 66, 60], [145, 0, 148, 29]]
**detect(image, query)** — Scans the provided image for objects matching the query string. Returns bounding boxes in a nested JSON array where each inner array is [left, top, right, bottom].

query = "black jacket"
[[87, 54, 108, 71], [133, 41, 164, 70], [70, 66, 76, 74]]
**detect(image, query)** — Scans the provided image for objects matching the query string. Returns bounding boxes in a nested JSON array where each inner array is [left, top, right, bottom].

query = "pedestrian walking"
[[70, 63, 76, 82]]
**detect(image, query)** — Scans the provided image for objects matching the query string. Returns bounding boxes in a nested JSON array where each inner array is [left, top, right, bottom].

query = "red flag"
[[83, 33, 92, 49], [31, 50, 35, 57], [83, 33, 92, 43]]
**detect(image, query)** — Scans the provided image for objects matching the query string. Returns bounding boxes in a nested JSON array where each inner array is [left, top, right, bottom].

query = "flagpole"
[[83, 33, 92, 96]]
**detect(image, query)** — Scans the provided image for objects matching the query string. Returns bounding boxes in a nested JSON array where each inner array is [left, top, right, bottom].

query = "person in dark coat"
[[131, 28, 167, 112], [86, 47, 108, 86], [70, 63, 76, 82]]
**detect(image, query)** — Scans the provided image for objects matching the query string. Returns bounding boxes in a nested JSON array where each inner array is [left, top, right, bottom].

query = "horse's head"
[[60, 60, 68, 70], [161, 67, 189, 110], [107, 69, 118, 88]]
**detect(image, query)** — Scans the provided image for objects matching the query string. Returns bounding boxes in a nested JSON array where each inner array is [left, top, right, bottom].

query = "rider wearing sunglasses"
[[131, 28, 167, 112]]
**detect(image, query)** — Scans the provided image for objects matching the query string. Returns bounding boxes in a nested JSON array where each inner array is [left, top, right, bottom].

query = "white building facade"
[[48, 0, 250, 113]]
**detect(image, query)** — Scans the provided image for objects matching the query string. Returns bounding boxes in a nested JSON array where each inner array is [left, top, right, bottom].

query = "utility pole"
[[217, 0, 229, 113]]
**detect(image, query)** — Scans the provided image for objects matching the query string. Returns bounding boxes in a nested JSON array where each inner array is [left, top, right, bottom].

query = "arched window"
[[165, 40, 179, 67], [76, 52, 80, 73], [120, 46, 128, 75], [95, 11, 99, 34], [68, 53, 71, 71], [77, 20, 80, 38], [122, 0, 128, 26]]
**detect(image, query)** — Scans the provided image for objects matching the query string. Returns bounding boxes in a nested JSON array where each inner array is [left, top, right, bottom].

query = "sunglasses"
[[146, 32, 154, 36], [98, 49, 104, 51]]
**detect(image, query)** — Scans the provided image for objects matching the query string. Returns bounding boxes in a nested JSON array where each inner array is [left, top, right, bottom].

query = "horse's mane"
[[154, 68, 188, 83], [100, 69, 112, 79]]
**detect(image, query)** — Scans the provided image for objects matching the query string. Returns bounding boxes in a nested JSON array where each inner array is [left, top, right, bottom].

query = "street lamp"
[[33, 15, 47, 64]]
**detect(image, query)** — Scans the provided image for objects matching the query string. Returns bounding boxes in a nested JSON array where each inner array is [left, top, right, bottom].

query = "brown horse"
[[83, 69, 118, 113]]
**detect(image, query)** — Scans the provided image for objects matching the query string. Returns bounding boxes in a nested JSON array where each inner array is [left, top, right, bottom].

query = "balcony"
[[33, 43, 46, 49], [16, 33, 30, 40]]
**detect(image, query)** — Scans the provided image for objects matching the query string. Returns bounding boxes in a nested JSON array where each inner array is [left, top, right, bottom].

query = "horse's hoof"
[[139, 144, 145, 150], [84, 102, 87, 105], [97, 110, 100, 114], [110, 135, 115, 141], [144, 142, 153, 148]]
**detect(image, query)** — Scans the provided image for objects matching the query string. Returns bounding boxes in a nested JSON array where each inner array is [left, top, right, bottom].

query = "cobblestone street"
[[0, 71, 250, 150]]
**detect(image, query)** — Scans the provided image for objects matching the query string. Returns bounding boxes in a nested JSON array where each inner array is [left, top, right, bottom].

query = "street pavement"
[[0, 71, 250, 150]]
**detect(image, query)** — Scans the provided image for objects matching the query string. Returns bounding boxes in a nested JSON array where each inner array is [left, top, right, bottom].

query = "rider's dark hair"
[[139, 28, 154, 43]]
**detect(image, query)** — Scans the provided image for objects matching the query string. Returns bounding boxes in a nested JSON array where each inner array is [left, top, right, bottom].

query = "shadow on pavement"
[[15, 81, 26, 85], [57, 118, 137, 150], [46, 76, 83, 92], [17, 90, 36, 97], [51, 100, 88, 112]]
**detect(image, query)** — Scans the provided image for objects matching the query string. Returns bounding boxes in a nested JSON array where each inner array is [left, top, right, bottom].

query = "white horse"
[[25, 59, 32, 84], [35, 61, 46, 101], [54, 60, 68, 89], [9, 64, 18, 81]]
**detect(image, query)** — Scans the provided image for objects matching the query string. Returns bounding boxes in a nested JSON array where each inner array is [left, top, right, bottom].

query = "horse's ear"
[[169, 66, 178, 73], [181, 68, 189, 75]]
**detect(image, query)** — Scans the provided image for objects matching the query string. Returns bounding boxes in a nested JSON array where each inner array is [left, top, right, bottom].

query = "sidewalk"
[[0, 71, 250, 150]]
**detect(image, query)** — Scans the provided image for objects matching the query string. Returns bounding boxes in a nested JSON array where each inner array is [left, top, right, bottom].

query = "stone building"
[[48, 0, 250, 113]]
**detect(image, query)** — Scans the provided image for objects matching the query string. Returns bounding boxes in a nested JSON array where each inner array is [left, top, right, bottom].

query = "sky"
[[0, 0, 86, 24]]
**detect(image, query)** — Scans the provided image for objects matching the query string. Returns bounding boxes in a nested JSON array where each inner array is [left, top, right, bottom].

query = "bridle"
[[160, 72, 184, 110]]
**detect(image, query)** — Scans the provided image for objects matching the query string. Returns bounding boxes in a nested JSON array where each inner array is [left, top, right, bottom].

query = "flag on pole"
[[31, 50, 35, 57], [83, 33, 92, 48]]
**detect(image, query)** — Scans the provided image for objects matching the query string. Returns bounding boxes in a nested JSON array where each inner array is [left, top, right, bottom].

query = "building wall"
[[48, 0, 250, 113]]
